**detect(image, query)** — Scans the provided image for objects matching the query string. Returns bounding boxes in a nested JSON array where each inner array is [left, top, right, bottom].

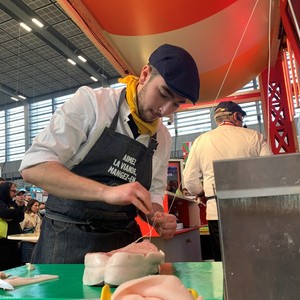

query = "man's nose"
[[158, 102, 173, 116]]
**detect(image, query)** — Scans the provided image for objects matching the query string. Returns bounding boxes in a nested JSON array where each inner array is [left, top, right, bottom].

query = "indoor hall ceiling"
[[0, 0, 120, 110]]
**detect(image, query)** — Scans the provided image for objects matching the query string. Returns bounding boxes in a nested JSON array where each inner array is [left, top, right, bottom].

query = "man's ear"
[[138, 65, 151, 85], [233, 112, 243, 126], [233, 112, 239, 121], [234, 112, 243, 122]]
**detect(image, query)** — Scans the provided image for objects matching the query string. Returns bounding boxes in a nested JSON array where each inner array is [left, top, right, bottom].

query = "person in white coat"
[[183, 101, 273, 261]]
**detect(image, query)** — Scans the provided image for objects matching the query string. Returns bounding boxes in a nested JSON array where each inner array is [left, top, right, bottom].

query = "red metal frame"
[[260, 53, 298, 154]]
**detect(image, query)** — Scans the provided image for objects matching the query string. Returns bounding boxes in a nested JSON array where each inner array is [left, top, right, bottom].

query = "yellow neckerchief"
[[118, 75, 158, 136]]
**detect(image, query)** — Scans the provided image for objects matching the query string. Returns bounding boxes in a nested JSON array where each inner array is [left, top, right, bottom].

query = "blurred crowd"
[[0, 177, 45, 271]]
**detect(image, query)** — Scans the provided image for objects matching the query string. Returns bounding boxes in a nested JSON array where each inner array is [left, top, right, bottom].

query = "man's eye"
[[160, 92, 168, 98]]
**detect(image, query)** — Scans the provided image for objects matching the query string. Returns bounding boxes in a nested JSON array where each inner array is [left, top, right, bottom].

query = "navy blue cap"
[[149, 44, 200, 104], [214, 101, 246, 117]]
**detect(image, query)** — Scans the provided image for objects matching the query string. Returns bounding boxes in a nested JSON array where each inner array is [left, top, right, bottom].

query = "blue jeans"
[[32, 217, 142, 263], [20, 242, 35, 264]]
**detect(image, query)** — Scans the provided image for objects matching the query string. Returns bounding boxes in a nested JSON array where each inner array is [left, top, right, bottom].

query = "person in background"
[[0, 177, 6, 183], [19, 199, 42, 264], [168, 180, 179, 193], [19, 44, 200, 263], [14, 189, 26, 208], [38, 202, 46, 219], [183, 101, 273, 261], [24, 193, 32, 203], [0, 182, 24, 270]]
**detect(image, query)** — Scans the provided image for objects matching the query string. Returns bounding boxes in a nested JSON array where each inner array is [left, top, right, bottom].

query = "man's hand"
[[102, 182, 152, 215], [196, 190, 207, 206], [151, 211, 177, 240], [22, 162, 153, 216]]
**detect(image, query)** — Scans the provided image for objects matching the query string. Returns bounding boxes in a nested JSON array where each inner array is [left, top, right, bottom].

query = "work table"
[[0, 262, 223, 299]]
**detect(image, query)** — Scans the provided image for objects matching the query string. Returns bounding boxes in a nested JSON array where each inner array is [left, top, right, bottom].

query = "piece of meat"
[[5, 275, 59, 287], [107, 238, 160, 256], [111, 274, 203, 300], [83, 239, 165, 286], [83, 253, 110, 286]]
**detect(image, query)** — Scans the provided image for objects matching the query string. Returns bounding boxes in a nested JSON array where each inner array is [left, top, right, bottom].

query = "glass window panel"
[[54, 94, 73, 110], [30, 99, 52, 109], [5, 106, 25, 162], [9, 139, 25, 148], [29, 99, 53, 144], [30, 106, 52, 116], [7, 126, 25, 135], [9, 153, 25, 161], [8, 146, 25, 155], [30, 120, 50, 128]]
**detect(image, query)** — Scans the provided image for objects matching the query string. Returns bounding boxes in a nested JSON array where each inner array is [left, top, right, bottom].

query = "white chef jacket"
[[19, 86, 171, 205], [183, 123, 273, 220]]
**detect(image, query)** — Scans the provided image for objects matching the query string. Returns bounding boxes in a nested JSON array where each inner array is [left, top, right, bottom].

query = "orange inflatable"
[[58, 0, 280, 102]]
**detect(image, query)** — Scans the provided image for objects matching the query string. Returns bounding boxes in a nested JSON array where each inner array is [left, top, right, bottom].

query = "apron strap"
[[110, 88, 126, 131], [148, 134, 158, 152]]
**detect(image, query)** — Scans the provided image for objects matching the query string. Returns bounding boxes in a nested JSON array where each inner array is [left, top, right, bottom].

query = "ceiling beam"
[[0, 84, 16, 97]]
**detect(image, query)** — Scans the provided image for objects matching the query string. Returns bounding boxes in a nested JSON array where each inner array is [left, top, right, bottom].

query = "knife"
[[0, 279, 14, 290]]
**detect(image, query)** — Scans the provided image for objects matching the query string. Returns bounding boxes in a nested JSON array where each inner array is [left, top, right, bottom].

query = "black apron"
[[32, 89, 158, 263]]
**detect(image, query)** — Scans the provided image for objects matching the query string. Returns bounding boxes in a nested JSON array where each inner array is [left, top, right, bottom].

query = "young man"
[[14, 189, 26, 208], [19, 44, 200, 263], [183, 101, 273, 261]]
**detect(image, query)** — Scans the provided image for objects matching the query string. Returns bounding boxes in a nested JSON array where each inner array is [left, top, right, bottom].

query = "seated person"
[[19, 199, 42, 264]]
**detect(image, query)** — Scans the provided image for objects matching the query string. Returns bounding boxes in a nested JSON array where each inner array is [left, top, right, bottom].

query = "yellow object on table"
[[188, 288, 199, 299], [100, 284, 111, 300]]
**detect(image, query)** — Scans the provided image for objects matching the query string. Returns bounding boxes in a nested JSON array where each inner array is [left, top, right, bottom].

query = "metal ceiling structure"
[[0, 0, 120, 111]]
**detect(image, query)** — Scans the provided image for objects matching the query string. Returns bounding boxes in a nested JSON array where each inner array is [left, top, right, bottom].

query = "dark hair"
[[147, 64, 160, 79], [0, 181, 16, 202], [24, 199, 40, 214]]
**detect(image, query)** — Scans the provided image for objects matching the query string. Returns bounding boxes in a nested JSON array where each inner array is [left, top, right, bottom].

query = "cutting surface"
[[0, 262, 223, 299]]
